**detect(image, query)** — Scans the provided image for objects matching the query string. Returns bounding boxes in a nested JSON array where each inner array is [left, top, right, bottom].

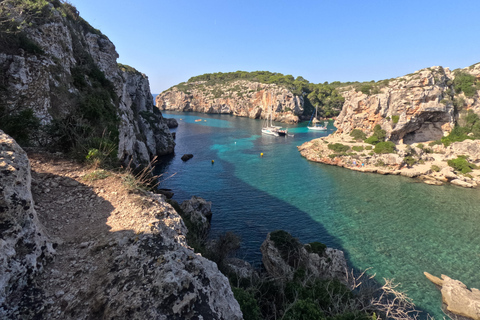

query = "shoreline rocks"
[[425, 272, 480, 320], [298, 133, 480, 188]]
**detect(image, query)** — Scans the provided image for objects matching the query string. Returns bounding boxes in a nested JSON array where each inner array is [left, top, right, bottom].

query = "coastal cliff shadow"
[[156, 156, 430, 310]]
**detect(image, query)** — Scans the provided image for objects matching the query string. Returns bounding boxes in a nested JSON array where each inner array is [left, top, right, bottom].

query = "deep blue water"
[[156, 111, 480, 318]]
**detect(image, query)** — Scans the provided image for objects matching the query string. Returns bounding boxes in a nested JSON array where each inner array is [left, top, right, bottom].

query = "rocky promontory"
[[156, 80, 304, 123], [299, 63, 480, 188]]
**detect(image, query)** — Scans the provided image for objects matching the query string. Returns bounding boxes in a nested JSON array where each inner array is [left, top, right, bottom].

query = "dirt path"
[[28, 152, 159, 318]]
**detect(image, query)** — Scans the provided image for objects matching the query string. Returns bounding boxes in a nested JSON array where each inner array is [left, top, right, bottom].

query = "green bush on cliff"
[[447, 156, 477, 174], [453, 71, 477, 97], [0, 107, 40, 145], [374, 141, 395, 154], [270, 230, 303, 267], [392, 115, 400, 124], [328, 143, 350, 153], [232, 287, 261, 320], [365, 125, 386, 145], [305, 242, 326, 256], [350, 129, 367, 141]]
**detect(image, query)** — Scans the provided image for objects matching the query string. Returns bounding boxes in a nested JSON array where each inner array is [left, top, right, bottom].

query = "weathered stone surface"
[[180, 196, 213, 243], [335, 67, 457, 143], [0, 6, 174, 167], [0, 131, 55, 318], [425, 273, 480, 320], [224, 258, 258, 281], [156, 80, 304, 123], [260, 232, 346, 283], [164, 118, 179, 128]]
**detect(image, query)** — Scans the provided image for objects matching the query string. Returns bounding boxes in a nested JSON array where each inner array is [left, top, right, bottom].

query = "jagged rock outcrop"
[[335, 66, 457, 143], [0, 131, 55, 318], [156, 80, 304, 123], [180, 196, 213, 243], [164, 118, 179, 128], [425, 272, 480, 320], [0, 2, 174, 167], [260, 231, 347, 282]]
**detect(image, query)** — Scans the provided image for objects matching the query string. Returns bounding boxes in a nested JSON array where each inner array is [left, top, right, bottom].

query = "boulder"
[[181, 154, 194, 161], [260, 231, 347, 283], [425, 272, 480, 320], [180, 196, 213, 243], [224, 258, 258, 281], [164, 118, 179, 128], [0, 131, 55, 318]]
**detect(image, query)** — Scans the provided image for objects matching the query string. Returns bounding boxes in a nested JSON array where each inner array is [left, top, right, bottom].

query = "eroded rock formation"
[[335, 66, 456, 143], [0, 3, 174, 167], [156, 80, 304, 123], [425, 272, 480, 320], [260, 232, 347, 282], [0, 131, 55, 318]]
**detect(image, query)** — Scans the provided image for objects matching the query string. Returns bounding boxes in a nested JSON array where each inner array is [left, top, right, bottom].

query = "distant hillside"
[[156, 71, 345, 122]]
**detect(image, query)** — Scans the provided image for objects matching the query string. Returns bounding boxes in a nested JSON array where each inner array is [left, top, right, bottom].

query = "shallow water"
[[157, 111, 480, 318]]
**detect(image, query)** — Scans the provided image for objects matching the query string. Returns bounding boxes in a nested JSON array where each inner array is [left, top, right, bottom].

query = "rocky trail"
[[12, 150, 241, 319]]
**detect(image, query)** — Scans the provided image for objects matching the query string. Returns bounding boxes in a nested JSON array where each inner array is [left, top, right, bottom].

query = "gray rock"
[[181, 154, 194, 161], [180, 196, 212, 243], [425, 273, 480, 320], [0, 131, 55, 318], [164, 118, 179, 128], [260, 231, 347, 283]]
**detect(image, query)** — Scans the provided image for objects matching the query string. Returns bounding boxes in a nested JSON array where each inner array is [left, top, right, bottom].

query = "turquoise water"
[[157, 111, 480, 318]]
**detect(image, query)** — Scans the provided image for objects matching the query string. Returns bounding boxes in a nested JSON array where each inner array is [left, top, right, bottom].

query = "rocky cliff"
[[0, 2, 174, 167], [156, 80, 304, 123], [334, 64, 480, 143], [0, 130, 242, 319]]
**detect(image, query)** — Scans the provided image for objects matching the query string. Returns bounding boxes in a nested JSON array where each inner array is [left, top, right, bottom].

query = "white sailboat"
[[307, 106, 327, 131], [262, 106, 287, 136]]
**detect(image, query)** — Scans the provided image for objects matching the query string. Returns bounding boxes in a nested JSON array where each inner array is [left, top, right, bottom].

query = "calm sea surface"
[[156, 111, 480, 318]]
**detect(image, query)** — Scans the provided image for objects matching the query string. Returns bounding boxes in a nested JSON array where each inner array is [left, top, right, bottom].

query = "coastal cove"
[[157, 111, 480, 318]]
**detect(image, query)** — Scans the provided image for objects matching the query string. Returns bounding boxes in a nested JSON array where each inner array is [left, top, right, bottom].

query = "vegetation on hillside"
[[0, 0, 119, 163], [185, 71, 345, 118]]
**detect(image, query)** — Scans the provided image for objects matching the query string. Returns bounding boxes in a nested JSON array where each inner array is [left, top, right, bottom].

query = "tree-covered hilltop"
[[187, 71, 346, 118]]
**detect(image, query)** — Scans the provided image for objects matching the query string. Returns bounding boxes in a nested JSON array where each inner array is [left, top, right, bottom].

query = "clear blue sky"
[[71, 0, 480, 94]]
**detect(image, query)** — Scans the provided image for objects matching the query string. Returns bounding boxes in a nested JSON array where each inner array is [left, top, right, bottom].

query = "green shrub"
[[270, 230, 303, 267], [374, 141, 395, 154], [392, 115, 400, 124], [328, 143, 350, 153], [283, 299, 325, 320], [441, 126, 473, 146], [352, 146, 364, 152], [429, 140, 442, 147], [454, 71, 477, 97], [350, 129, 367, 140], [232, 287, 261, 320], [0, 108, 40, 145], [305, 242, 327, 256], [364, 135, 379, 145], [365, 145, 373, 150], [431, 165, 440, 172], [403, 156, 416, 167], [447, 156, 477, 174]]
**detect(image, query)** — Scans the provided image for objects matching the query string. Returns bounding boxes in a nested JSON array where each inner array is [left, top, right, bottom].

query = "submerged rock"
[[181, 154, 194, 161]]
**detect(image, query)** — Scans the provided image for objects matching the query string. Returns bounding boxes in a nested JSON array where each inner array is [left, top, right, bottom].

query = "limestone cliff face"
[[0, 130, 55, 318], [335, 66, 457, 143], [0, 3, 174, 167], [156, 80, 304, 123]]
